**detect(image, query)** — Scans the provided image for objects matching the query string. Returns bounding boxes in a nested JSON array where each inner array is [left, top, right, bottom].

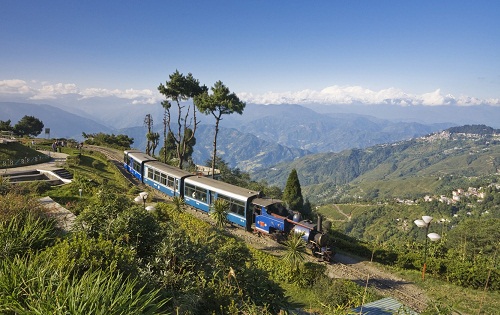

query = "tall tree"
[[144, 114, 153, 155], [195, 81, 246, 178], [158, 70, 207, 169], [158, 129, 195, 166], [0, 120, 13, 132], [147, 132, 160, 156], [13, 116, 44, 137], [283, 169, 304, 212]]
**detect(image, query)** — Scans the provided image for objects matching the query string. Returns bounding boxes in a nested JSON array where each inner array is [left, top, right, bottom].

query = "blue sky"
[[1, 0, 499, 106]]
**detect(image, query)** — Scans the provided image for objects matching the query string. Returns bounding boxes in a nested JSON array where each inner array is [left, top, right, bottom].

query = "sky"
[[1, 0, 500, 107]]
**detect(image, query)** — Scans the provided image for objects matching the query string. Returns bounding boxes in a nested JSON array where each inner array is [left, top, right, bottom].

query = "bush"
[[43, 233, 138, 277], [0, 255, 169, 314], [0, 213, 57, 260]]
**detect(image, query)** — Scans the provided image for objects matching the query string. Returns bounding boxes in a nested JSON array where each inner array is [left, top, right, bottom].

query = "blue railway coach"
[[123, 150, 157, 182], [143, 161, 192, 197], [183, 175, 260, 230]]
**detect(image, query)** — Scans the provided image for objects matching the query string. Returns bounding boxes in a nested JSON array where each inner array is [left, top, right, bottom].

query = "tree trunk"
[[211, 119, 220, 179]]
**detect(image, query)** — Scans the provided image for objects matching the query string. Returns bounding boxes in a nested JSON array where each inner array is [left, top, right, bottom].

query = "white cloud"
[[0, 79, 33, 95], [0, 79, 163, 104], [238, 85, 500, 106], [30, 83, 79, 100], [1, 79, 499, 107]]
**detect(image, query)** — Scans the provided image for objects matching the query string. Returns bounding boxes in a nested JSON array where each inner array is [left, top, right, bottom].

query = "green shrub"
[[0, 213, 57, 260], [0, 255, 169, 314], [44, 233, 138, 277]]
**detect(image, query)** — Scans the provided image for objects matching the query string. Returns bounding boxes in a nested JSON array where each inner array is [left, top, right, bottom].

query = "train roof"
[[185, 176, 260, 201], [145, 161, 193, 178], [126, 151, 157, 163], [251, 198, 285, 207]]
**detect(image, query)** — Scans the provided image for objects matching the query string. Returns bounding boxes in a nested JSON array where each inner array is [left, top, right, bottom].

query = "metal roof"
[[145, 161, 193, 179], [352, 297, 418, 315], [126, 151, 157, 163], [184, 176, 260, 201]]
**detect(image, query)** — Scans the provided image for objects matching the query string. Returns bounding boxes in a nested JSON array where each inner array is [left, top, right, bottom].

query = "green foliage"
[[256, 130, 500, 203], [210, 198, 230, 228], [158, 70, 206, 169], [0, 176, 10, 195], [172, 195, 185, 212], [43, 233, 138, 277], [0, 212, 57, 260], [312, 276, 377, 311], [0, 255, 169, 314], [158, 131, 177, 162], [282, 232, 306, 273], [82, 132, 134, 149], [0, 142, 50, 169], [447, 124, 499, 135], [13, 115, 44, 137], [195, 80, 246, 178], [111, 206, 162, 259], [283, 168, 304, 212], [0, 119, 13, 131], [74, 187, 161, 260]]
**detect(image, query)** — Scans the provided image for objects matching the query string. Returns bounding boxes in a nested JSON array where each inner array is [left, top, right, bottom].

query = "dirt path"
[[332, 204, 351, 221]]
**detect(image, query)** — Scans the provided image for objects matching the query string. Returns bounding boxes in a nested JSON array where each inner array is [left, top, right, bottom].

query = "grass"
[[49, 148, 133, 203], [0, 141, 48, 164], [387, 266, 500, 315]]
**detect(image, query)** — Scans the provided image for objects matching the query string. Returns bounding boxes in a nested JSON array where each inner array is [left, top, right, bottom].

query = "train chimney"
[[317, 214, 322, 232]]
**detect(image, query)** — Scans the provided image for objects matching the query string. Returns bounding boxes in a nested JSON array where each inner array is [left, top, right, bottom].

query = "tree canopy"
[[13, 115, 44, 137], [283, 169, 304, 213], [157, 70, 207, 169], [195, 80, 246, 178]]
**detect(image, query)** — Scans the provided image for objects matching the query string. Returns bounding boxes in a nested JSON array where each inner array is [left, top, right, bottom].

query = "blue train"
[[123, 150, 334, 261]]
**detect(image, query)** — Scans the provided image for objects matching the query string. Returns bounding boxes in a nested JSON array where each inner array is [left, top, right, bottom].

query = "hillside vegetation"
[[253, 125, 500, 203], [0, 144, 381, 315]]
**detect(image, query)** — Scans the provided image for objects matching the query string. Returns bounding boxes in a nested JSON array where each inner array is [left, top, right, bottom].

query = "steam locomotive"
[[123, 150, 334, 262]]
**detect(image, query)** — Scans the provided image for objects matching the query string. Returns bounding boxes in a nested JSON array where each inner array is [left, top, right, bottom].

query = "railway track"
[[90, 145, 430, 313]]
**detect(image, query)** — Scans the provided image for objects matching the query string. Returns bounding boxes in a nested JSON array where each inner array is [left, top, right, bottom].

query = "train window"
[[185, 184, 207, 203], [133, 161, 141, 173], [147, 168, 153, 179], [153, 170, 160, 182], [197, 188, 207, 202], [160, 173, 167, 185], [167, 177, 174, 188], [218, 194, 245, 217]]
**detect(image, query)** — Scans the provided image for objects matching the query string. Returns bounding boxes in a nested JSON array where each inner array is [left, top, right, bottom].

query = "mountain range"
[[2, 101, 499, 175]]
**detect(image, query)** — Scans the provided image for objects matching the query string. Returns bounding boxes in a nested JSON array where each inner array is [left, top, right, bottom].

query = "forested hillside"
[[253, 125, 500, 203]]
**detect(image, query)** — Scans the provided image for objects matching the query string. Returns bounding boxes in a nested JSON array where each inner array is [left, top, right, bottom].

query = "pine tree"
[[283, 169, 304, 212]]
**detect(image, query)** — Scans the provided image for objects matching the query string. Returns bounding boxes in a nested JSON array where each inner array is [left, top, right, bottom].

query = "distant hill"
[[252, 125, 500, 203], [221, 104, 453, 153], [123, 124, 311, 172], [0, 102, 113, 140]]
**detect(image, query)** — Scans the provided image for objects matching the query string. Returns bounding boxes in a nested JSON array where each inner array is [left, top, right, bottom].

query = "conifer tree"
[[283, 169, 304, 212]]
